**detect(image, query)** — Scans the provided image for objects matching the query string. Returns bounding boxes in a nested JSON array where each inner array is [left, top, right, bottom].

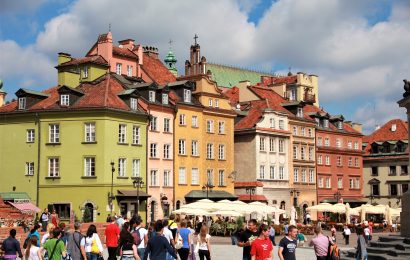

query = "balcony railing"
[[304, 92, 316, 103]]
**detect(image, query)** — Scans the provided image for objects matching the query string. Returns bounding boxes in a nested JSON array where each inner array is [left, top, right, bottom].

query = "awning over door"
[[8, 202, 41, 213]]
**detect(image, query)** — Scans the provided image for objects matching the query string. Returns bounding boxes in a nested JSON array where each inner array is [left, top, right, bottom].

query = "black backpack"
[[23, 234, 31, 249]]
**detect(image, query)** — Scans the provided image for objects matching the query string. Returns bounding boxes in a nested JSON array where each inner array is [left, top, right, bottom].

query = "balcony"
[[304, 92, 316, 104]]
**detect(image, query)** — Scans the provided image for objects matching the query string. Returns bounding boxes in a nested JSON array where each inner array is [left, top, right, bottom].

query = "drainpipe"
[[145, 112, 151, 221], [173, 106, 177, 212], [35, 113, 41, 207]]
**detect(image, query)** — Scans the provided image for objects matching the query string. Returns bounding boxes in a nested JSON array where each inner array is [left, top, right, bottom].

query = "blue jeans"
[[231, 235, 238, 245], [356, 252, 368, 260], [121, 257, 135, 260], [137, 248, 145, 259], [86, 252, 99, 260], [166, 252, 175, 260]]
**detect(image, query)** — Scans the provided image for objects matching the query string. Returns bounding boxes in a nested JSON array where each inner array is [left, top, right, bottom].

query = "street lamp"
[[107, 161, 115, 215], [246, 187, 256, 202], [334, 191, 342, 203], [202, 183, 214, 199], [290, 189, 300, 207], [369, 194, 375, 204], [133, 177, 144, 216]]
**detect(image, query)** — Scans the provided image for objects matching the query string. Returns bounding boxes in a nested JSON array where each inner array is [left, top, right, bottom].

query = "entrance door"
[[150, 201, 155, 221], [120, 203, 128, 217], [85, 203, 94, 222]]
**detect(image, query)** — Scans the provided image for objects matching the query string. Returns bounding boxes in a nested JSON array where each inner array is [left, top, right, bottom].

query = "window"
[[191, 140, 199, 156], [60, 94, 69, 106], [348, 141, 352, 149], [269, 138, 275, 152], [25, 162, 34, 176], [178, 139, 186, 155], [270, 118, 275, 128], [293, 126, 298, 135], [371, 167, 378, 176], [163, 170, 171, 187], [163, 144, 171, 159], [297, 107, 303, 117], [215, 99, 219, 108], [372, 184, 380, 196], [206, 143, 214, 159], [218, 144, 225, 160], [118, 158, 126, 177], [179, 114, 186, 125], [337, 156, 342, 166], [293, 146, 298, 159], [52, 203, 70, 220], [318, 155, 323, 164], [116, 63, 122, 75], [308, 128, 313, 137], [208, 98, 213, 107], [325, 138, 330, 147], [178, 167, 186, 184], [301, 147, 306, 160], [337, 121, 343, 129], [309, 147, 314, 161], [49, 124, 60, 143], [270, 166, 275, 179], [349, 179, 354, 189], [354, 158, 359, 167], [207, 169, 214, 186], [206, 120, 214, 133], [162, 93, 169, 105], [191, 168, 199, 185], [83, 66, 88, 78], [85, 123, 96, 142], [325, 156, 330, 165], [132, 159, 140, 177], [191, 116, 198, 127], [18, 97, 26, 109], [317, 137, 323, 146], [48, 158, 59, 177], [27, 129, 35, 143], [279, 139, 285, 153], [323, 119, 329, 128], [279, 166, 284, 179], [355, 178, 360, 189], [218, 170, 225, 186], [293, 169, 299, 182], [338, 178, 343, 189], [326, 177, 331, 188], [163, 118, 171, 132], [402, 184, 408, 194], [336, 139, 341, 148], [184, 89, 191, 103], [354, 141, 359, 150], [84, 157, 95, 177], [260, 137, 266, 151], [318, 177, 324, 188], [401, 165, 408, 175], [150, 143, 157, 158], [118, 124, 126, 143], [150, 117, 157, 131], [389, 166, 396, 176], [127, 65, 132, 77], [130, 98, 138, 111], [279, 120, 285, 130], [301, 127, 305, 136], [348, 157, 352, 167], [259, 165, 265, 179], [218, 121, 225, 134], [390, 184, 398, 196], [132, 126, 140, 144], [150, 170, 158, 186], [149, 91, 156, 102], [301, 169, 306, 182], [309, 169, 314, 183]]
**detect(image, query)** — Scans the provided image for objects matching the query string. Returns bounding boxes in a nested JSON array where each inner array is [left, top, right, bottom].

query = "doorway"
[[150, 201, 156, 221]]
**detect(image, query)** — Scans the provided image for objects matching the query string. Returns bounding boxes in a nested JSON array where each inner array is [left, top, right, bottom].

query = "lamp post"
[[369, 194, 375, 204], [107, 161, 115, 215], [334, 191, 342, 203], [246, 187, 256, 202], [133, 177, 144, 216], [202, 183, 214, 199], [290, 189, 300, 207]]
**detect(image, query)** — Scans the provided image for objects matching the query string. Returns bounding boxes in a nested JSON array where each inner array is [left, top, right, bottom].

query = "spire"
[[164, 39, 178, 76]]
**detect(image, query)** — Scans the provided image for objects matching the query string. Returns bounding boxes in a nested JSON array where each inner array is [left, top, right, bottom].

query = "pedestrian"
[[162, 220, 176, 260], [355, 227, 368, 260], [197, 225, 211, 260], [363, 225, 370, 244], [134, 218, 149, 259], [330, 225, 337, 243], [278, 225, 297, 260], [40, 208, 50, 232], [343, 225, 351, 245], [105, 216, 121, 260], [187, 222, 196, 260], [309, 226, 329, 260], [117, 214, 125, 230], [50, 210, 59, 227], [306, 213, 311, 225], [1, 229, 23, 259], [284, 223, 289, 235], [143, 220, 178, 260], [106, 214, 112, 223], [168, 214, 179, 240], [66, 222, 87, 260], [296, 230, 306, 247], [237, 219, 259, 260], [268, 223, 276, 246], [26, 224, 41, 248], [41, 223, 55, 245], [38, 227, 67, 260], [84, 224, 104, 260], [25, 236, 40, 260], [177, 220, 192, 260], [250, 224, 273, 260], [119, 230, 141, 260]]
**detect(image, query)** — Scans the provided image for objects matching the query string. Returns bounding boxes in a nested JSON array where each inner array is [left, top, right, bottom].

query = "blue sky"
[[0, 0, 409, 134]]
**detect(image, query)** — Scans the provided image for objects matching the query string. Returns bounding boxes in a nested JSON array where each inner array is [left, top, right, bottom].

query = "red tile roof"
[[238, 195, 267, 201], [113, 46, 138, 60], [363, 119, 408, 153], [57, 55, 108, 68], [234, 181, 264, 188], [221, 86, 239, 105], [141, 53, 176, 85], [261, 75, 297, 85], [234, 100, 266, 130], [248, 86, 293, 115]]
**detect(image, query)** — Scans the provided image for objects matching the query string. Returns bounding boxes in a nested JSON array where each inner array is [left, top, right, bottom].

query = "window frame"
[[84, 157, 96, 177], [60, 94, 70, 106], [84, 123, 96, 143], [49, 124, 60, 143], [27, 129, 35, 143]]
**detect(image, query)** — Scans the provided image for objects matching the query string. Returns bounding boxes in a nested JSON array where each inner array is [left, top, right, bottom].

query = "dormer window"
[[60, 94, 70, 106], [323, 119, 329, 128], [215, 99, 219, 108], [18, 97, 26, 110], [315, 118, 320, 126], [83, 66, 88, 78], [208, 98, 213, 107], [183, 89, 191, 103], [130, 98, 138, 111], [149, 91, 156, 102], [162, 93, 169, 105], [127, 65, 133, 77], [116, 63, 122, 75], [337, 121, 343, 130], [297, 107, 303, 117]]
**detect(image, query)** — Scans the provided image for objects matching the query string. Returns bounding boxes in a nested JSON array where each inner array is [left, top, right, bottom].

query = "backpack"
[[132, 227, 142, 246], [327, 236, 340, 260], [23, 234, 31, 249]]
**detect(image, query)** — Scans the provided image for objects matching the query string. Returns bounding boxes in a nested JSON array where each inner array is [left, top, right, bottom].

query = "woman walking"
[[197, 225, 211, 260], [84, 224, 104, 260], [119, 231, 140, 260], [1, 229, 23, 259], [177, 220, 192, 260], [25, 236, 40, 260], [356, 228, 368, 260]]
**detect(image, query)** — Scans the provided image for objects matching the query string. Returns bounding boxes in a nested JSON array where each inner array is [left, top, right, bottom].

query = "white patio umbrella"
[[306, 203, 333, 212], [172, 208, 210, 216], [181, 201, 219, 211], [331, 203, 348, 214], [209, 210, 243, 217]]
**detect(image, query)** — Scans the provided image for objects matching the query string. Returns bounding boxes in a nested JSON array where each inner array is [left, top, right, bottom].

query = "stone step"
[[367, 246, 410, 256], [370, 240, 410, 249], [378, 236, 406, 243]]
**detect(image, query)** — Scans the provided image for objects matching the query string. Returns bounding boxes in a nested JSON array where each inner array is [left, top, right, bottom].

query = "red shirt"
[[250, 237, 273, 260], [105, 223, 120, 247]]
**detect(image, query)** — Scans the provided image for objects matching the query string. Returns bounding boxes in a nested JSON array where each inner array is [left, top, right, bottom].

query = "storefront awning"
[[321, 198, 367, 203], [185, 190, 237, 200], [238, 194, 268, 201], [8, 202, 40, 213], [0, 192, 31, 201], [116, 190, 151, 199]]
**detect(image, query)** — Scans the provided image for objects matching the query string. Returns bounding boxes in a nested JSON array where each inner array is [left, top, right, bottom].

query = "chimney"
[[57, 52, 72, 65], [97, 32, 113, 64], [351, 123, 362, 133], [118, 39, 135, 50], [0, 79, 6, 107], [143, 46, 159, 59]]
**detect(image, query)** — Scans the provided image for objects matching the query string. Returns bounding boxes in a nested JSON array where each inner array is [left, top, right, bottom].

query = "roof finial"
[[194, 34, 198, 45], [288, 67, 292, 76], [108, 23, 111, 32], [168, 39, 173, 47]]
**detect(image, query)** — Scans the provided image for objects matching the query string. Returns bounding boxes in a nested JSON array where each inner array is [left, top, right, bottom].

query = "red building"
[[304, 105, 365, 206]]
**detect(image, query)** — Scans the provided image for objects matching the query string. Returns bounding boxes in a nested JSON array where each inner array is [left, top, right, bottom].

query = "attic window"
[[215, 99, 219, 108], [162, 93, 169, 105], [323, 119, 329, 128], [60, 94, 69, 106], [208, 98, 213, 107], [18, 97, 26, 110], [391, 124, 397, 132], [184, 89, 191, 103], [116, 63, 122, 75], [297, 107, 303, 117], [130, 98, 138, 111], [83, 66, 88, 78], [149, 91, 156, 102], [315, 118, 320, 126], [337, 121, 343, 130]]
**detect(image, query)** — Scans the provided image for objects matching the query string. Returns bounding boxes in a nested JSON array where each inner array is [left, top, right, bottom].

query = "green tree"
[[83, 207, 92, 223]]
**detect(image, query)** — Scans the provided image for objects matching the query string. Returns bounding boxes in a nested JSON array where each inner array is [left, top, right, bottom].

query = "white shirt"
[[364, 228, 370, 236], [26, 245, 40, 260], [344, 228, 351, 235], [41, 233, 50, 245], [163, 227, 173, 243], [197, 234, 211, 250], [136, 227, 148, 249], [84, 233, 104, 253]]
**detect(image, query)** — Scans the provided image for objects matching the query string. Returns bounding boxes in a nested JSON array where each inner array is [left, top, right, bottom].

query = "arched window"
[[280, 201, 286, 210], [176, 200, 181, 210]]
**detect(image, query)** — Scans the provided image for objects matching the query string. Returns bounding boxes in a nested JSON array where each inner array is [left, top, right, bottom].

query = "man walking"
[[66, 222, 86, 260], [143, 220, 177, 260], [343, 225, 351, 245], [105, 216, 120, 260], [1, 229, 23, 259], [237, 219, 259, 260], [309, 226, 330, 260], [250, 224, 273, 260], [278, 225, 298, 260], [40, 208, 50, 232], [134, 218, 149, 259], [268, 223, 276, 246], [163, 220, 176, 260]]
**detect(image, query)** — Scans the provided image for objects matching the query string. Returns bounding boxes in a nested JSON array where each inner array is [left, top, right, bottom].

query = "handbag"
[[90, 236, 100, 254], [175, 233, 183, 249]]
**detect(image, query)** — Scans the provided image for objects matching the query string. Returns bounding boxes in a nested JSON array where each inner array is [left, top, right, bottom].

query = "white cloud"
[[0, 0, 46, 14]]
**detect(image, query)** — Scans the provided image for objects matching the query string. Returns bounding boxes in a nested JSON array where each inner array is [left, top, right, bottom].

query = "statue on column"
[[403, 79, 410, 97]]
